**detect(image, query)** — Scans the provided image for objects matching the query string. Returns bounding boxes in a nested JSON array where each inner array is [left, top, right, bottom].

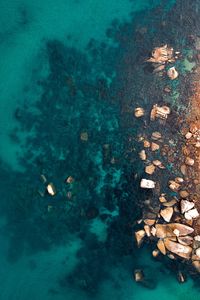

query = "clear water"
[[0, 0, 200, 299]]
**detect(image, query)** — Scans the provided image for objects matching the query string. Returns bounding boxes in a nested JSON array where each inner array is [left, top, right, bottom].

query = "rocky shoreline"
[[134, 43, 200, 279]]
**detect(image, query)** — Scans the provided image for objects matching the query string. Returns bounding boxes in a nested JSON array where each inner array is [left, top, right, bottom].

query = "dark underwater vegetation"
[[1, 0, 200, 299]]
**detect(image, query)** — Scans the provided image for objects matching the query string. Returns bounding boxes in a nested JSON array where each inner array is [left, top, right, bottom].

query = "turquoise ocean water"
[[0, 0, 200, 299]]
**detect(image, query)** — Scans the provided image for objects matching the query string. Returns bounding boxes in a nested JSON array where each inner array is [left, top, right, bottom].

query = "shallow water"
[[0, 0, 200, 299]]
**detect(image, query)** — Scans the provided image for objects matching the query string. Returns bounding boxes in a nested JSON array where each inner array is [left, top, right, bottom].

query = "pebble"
[[134, 107, 145, 118], [185, 157, 195, 166]]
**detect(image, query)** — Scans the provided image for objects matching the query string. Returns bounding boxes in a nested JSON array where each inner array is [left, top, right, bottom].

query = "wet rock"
[[185, 157, 194, 166], [152, 249, 160, 257], [139, 150, 146, 161], [144, 225, 151, 237], [153, 160, 162, 167], [80, 131, 88, 141], [179, 190, 189, 198], [47, 183, 56, 196], [160, 207, 173, 222], [169, 180, 180, 191], [135, 230, 146, 247], [147, 45, 173, 64], [167, 67, 178, 80], [180, 200, 194, 213], [66, 176, 74, 184], [177, 271, 186, 283], [164, 238, 192, 259], [185, 208, 199, 220], [145, 164, 155, 175], [134, 269, 144, 282], [159, 194, 167, 203], [157, 239, 166, 255], [134, 107, 145, 118], [175, 177, 184, 184], [192, 261, 200, 272], [151, 142, 160, 151], [140, 179, 155, 189], [143, 140, 151, 148], [150, 104, 171, 121]]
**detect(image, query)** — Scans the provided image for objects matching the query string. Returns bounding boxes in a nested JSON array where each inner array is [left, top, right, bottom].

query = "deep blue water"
[[0, 0, 200, 299]]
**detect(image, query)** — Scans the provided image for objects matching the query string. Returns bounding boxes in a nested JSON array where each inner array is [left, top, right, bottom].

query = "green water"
[[0, 0, 200, 299]]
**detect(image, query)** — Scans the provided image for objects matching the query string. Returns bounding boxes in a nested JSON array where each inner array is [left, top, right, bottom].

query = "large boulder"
[[155, 223, 194, 238], [164, 238, 192, 259], [180, 200, 194, 214]]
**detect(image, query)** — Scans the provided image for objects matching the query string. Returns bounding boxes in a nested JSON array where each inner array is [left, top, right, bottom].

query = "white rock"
[[185, 208, 199, 220], [160, 207, 173, 222], [180, 200, 194, 214], [167, 67, 178, 80], [173, 229, 180, 237], [196, 248, 200, 258], [140, 179, 155, 189], [185, 132, 192, 139], [134, 107, 145, 118], [47, 183, 56, 196], [195, 236, 200, 241]]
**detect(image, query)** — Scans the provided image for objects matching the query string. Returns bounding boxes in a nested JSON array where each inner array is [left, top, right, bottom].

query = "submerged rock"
[[47, 183, 56, 196], [134, 107, 145, 118], [167, 67, 179, 80], [134, 269, 144, 282]]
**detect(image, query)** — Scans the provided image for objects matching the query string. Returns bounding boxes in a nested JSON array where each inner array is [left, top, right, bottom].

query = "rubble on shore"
[[134, 45, 200, 275]]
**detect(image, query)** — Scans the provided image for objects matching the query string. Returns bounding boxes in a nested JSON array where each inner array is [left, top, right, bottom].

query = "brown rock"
[[151, 131, 162, 140], [144, 219, 156, 226], [155, 223, 194, 239], [152, 249, 160, 257], [180, 164, 187, 176], [134, 107, 145, 118], [178, 236, 193, 246], [139, 150, 146, 161], [145, 164, 156, 175], [175, 177, 184, 183], [157, 239, 166, 255], [192, 261, 200, 272], [135, 230, 146, 247], [179, 190, 189, 198], [169, 180, 180, 191], [153, 160, 162, 167], [144, 225, 151, 237], [159, 194, 167, 203], [143, 140, 151, 148], [185, 157, 195, 166], [190, 123, 198, 133], [162, 199, 177, 207], [160, 207, 173, 222], [151, 142, 160, 151], [164, 238, 192, 259]]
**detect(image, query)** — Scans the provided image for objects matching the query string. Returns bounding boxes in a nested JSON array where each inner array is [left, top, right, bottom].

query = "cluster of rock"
[[146, 44, 179, 79], [133, 47, 200, 275]]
